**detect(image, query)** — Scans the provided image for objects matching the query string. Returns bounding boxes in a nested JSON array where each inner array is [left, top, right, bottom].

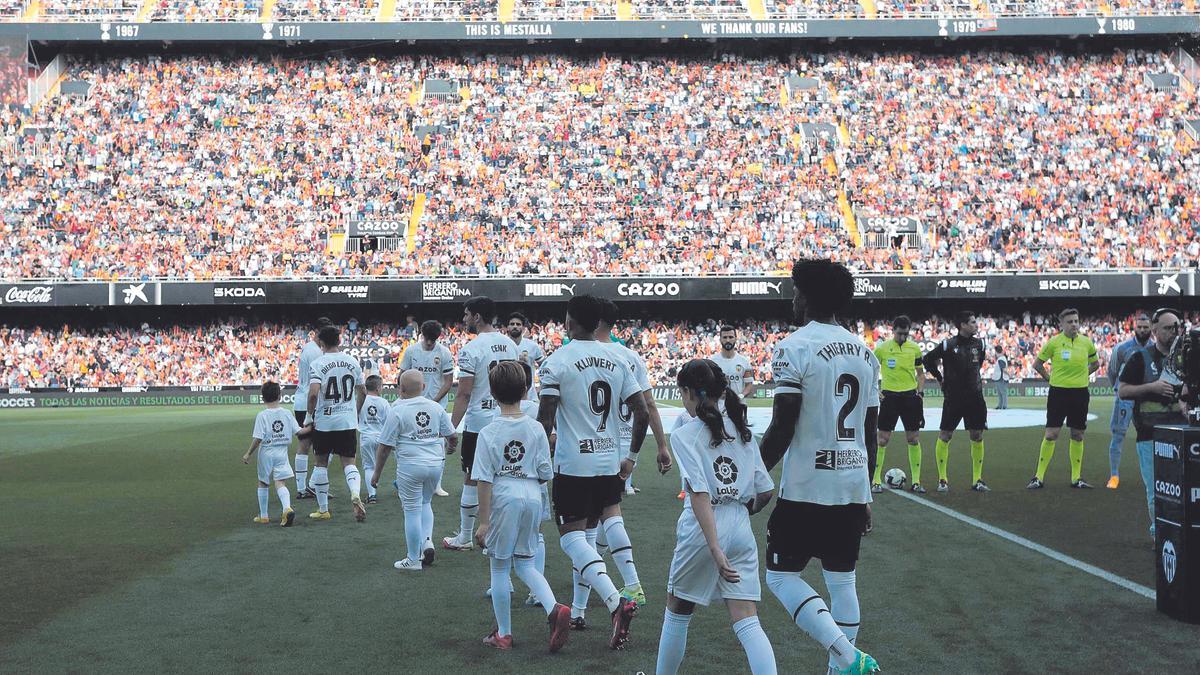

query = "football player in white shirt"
[[759, 260, 882, 675], [597, 299, 669, 501], [306, 325, 368, 523], [293, 317, 331, 499], [712, 325, 755, 399], [472, 361, 572, 652], [358, 375, 390, 504], [400, 320, 456, 497], [537, 295, 665, 650], [443, 297, 518, 551], [506, 311, 547, 373], [372, 370, 458, 571], [242, 381, 311, 527], [657, 360, 777, 675]]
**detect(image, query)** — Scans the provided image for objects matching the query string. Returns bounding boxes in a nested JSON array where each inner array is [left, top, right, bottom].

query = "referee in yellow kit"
[[872, 315, 927, 494], [1028, 308, 1100, 489]]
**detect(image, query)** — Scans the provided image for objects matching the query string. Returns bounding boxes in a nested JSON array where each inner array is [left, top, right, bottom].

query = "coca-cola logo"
[[2, 286, 53, 305]]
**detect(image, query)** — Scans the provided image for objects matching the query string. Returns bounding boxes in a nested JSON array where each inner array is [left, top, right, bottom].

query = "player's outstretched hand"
[[863, 504, 873, 535], [445, 436, 457, 456], [618, 458, 635, 480], [656, 445, 673, 475], [474, 523, 489, 548], [711, 549, 740, 583]]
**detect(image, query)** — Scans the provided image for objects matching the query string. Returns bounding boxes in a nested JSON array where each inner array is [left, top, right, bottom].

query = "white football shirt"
[[254, 407, 302, 453], [293, 340, 323, 412], [380, 396, 455, 466], [308, 351, 365, 431], [711, 352, 753, 393], [400, 342, 455, 409], [602, 341, 652, 443], [358, 394, 390, 440], [511, 337, 546, 369], [539, 339, 642, 477], [771, 321, 880, 505], [672, 416, 773, 512], [457, 332, 518, 433], [471, 415, 553, 502]]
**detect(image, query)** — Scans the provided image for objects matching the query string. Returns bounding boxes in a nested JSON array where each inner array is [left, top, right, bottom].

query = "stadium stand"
[[4, 313, 1190, 388], [1, 49, 1195, 280]]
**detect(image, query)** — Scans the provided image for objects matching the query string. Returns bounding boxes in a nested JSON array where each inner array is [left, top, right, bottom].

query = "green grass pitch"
[[1, 396, 1196, 673]]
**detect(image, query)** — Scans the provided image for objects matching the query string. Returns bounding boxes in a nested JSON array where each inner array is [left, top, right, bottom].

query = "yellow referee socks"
[[908, 443, 922, 485], [1069, 439, 1084, 483], [970, 440, 985, 484], [935, 439, 949, 482], [1035, 438, 1056, 481], [873, 447, 886, 485]]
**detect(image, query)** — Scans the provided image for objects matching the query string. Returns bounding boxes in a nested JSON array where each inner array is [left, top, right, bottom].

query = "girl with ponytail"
[[655, 359, 778, 675]]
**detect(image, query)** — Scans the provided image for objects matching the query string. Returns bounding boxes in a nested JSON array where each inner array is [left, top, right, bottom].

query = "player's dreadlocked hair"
[[677, 359, 752, 447]]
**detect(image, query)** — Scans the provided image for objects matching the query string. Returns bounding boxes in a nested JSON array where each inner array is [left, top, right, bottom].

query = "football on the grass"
[[884, 468, 907, 489]]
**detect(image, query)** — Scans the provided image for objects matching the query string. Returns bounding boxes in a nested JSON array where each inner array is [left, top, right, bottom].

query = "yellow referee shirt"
[[874, 338, 923, 393], [1037, 334, 1098, 389]]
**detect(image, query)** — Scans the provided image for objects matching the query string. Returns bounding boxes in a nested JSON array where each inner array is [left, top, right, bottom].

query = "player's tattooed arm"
[[760, 392, 801, 471], [624, 392, 651, 473], [242, 438, 261, 464], [536, 393, 559, 454], [452, 375, 474, 430], [306, 382, 320, 419], [355, 384, 366, 417]]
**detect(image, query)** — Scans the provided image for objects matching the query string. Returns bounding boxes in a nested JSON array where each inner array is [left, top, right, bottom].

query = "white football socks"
[[294, 453, 308, 493], [733, 616, 778, 675], [257, 487, 269, 518], [602, 516, 639, 587], [533, 532, 546, 576], [312, 467, 330, 512], [344, 464, 362, 499], [765, 571, 855, 670], [275, 486, 291, 511], [489, 557, 513, 637], [421, 502, 435, 544], [459, 485, 478, 539], [561, 530, 620, 613], [655, 609, 692, 674], [403, 502, 424, 563], [823, 570, 861, 672], [514, 555, 556, 615]]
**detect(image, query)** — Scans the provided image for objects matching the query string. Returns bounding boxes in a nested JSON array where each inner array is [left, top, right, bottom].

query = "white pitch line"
[[888, 488, 1156, 600]]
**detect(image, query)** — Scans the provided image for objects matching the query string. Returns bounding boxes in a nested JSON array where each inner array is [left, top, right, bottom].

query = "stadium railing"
[[4, 267, 1188, 283], [12, 3, 1198, 21]]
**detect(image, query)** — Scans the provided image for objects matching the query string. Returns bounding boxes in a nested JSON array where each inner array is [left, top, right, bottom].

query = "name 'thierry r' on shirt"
[[771, 321, 880, 506]]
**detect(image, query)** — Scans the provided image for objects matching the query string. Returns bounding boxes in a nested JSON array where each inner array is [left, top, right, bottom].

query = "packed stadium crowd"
[[3, 311, 1190, 389], [2, 48, 1196, 281], [6, 0, 1195, 21]]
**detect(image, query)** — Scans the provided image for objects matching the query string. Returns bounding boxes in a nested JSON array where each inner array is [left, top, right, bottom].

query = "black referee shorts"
[[1046, 386, 1090, 430], [939, 393, 988, 432], [765, 500, 867, 572], [878, 391, 924, 433]]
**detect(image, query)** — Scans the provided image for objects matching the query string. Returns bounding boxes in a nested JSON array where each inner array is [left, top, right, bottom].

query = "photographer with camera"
[[1118, 308, 1188, 539]]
